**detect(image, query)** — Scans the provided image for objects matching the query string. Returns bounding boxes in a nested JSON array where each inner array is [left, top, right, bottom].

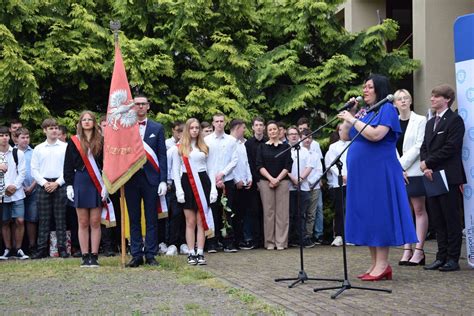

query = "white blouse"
[[172, 142, 216, 196]]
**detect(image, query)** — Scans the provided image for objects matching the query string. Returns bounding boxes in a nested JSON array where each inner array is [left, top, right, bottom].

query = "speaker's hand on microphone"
[[337, 110, 355, 124]]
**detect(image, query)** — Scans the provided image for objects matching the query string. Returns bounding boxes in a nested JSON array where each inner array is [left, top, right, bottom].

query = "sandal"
[[398, 248, 413, 266], [406, 248, 425, 266]]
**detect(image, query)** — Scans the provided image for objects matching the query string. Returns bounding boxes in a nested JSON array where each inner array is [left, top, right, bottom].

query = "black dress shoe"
[[439, 260, 460, 272], [58, 248, 69, 258], [31, 249, 48, 260], [424, 259, 445, 270], [126, 256, 144, 268], [145, 257, 159, 266]]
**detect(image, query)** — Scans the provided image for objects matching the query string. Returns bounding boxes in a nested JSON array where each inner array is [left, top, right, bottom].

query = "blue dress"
[[345, 103, 418, 246]]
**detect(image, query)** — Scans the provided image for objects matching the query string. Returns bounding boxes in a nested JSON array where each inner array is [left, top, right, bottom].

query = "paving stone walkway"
[[203, 240, 473, 314]]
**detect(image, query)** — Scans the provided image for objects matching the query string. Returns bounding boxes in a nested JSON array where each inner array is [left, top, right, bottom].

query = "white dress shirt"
[[172, 142, 216, 195], [232, 138, 252, 185], [31, 139, 67, 186], [289, 146, 315, 191], [167, 145, 177, 183], [165, 137, 178, 150], [306, 141, 323, 189], [204, 132, 238, 182], [325, 140, 349, 188], [1, 146, 26, 202], [138, 118, 147, 139]]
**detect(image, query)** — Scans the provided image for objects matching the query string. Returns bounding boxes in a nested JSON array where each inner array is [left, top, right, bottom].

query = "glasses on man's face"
[[135, 102, 149, 107]]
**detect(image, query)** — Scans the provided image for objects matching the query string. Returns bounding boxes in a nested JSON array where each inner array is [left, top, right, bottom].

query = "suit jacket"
[[142, 119, 168, 186], [420, 108, 466, 185], [398, 111, 427, 177]]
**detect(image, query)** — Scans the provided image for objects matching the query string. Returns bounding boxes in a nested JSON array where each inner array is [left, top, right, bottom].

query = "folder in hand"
[[422, 170, 449, 197]]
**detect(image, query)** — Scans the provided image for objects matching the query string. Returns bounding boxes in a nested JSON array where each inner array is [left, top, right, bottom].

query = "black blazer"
[[64, 139, 103, 186], [420, 108, 466, 185]]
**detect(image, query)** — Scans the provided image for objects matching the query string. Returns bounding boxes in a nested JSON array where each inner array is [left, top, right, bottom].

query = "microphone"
[[367, 94, 395, 113], [337, 96, 363, 112]]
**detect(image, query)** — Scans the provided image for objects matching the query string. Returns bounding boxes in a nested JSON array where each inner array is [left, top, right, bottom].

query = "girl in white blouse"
[[172, 118, 217, 265]]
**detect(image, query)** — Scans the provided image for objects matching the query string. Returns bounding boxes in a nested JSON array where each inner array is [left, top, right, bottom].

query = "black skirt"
[[180, 171, 212, 211]]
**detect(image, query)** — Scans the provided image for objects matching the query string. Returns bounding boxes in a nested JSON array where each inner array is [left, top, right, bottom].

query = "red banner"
[[103, 43, 146, 194]]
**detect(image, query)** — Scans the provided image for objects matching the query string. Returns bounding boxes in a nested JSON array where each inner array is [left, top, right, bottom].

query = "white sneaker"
[[179, 244, 189, 255], [158, 242, 168, 254], [165, 245, 178, 256], [0, 249, 11, 260], [331, 236, 343, 247], [15, 249, 30, 260]]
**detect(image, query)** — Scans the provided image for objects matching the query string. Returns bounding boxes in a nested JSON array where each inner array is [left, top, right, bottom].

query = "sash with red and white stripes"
[[143, 141, 168, 219], [71, 135, 116, 227], [180, 150, 215, 238]]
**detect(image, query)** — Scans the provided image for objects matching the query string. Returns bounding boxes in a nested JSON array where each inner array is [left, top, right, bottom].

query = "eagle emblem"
[[107, 89, 137, 130]]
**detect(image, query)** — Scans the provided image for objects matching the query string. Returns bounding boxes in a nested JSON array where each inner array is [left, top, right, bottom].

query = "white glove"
[[176, 190, 185, 204], [101, 186, 109, 202], [158, 181, 168, 196], [210, 189, 218, 204], [66, 185, 74, 202]]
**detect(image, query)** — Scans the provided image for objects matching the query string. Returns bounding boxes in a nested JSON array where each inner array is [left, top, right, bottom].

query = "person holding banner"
[[393, 89, 428, 266], [421, 84, 466, 272], [172, 118, 216, 265], [337, 74, 417, 281], [64, 111, 107, 267], [124, 94, 168, 268]]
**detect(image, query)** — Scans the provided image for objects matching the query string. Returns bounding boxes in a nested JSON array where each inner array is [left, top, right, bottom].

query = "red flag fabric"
[[103, 43, 146, 194]]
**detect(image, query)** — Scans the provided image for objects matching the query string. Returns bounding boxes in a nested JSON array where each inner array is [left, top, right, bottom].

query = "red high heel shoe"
[[357, 273, 369, 279], [361, 265, 392, 281]]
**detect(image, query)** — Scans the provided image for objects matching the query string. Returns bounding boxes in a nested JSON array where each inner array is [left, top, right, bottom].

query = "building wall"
[[413, 0, 473, 113], [341, 0, 473, 114]]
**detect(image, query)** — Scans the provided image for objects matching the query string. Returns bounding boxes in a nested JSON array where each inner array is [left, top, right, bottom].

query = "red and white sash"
[[180, 148, 215, 238], [71, 136, 116, 227], [143, 141, 168, 219]]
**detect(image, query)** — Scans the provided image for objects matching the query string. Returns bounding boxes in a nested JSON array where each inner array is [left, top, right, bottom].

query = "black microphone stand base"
[[314, 279, 392, 299], [275, 271, 343, 289]]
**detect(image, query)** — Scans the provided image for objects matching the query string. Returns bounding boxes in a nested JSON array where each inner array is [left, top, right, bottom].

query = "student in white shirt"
[[0, 126, 27, 260], [297, 117, 325, 243], [30, 118, 68, 259], [204, 113, 238, 253], [229, 119, 253, 249], [324, 124, 349, 247], [287, 127, 316, 248]]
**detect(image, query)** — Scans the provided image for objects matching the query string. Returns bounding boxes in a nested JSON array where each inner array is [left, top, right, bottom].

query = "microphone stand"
[[274, 122, 343, 288], [312, 107, 392, 299]]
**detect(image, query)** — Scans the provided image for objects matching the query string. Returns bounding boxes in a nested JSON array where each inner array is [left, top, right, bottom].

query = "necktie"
[[138, 121, 146, 126], [433, 115, 440, 131]]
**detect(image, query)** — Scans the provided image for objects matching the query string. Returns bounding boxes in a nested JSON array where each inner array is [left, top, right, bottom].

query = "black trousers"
[[166, 184, 185, 247], [329, 186, 346, 237], [427, 185, 463, 262], [207, 180, 236, 247]]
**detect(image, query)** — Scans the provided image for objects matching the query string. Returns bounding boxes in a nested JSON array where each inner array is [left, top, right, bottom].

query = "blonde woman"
[[394, 89, 428, 266], [172, 118, 217, 265]]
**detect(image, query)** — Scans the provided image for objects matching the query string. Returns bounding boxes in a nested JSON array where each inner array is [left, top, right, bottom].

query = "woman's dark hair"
[[365, 74, 391, 103]]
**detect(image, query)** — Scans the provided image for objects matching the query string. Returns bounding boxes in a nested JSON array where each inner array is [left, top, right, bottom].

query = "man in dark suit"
[[420, 84, 466, 272], [125, 94, 167, 267]]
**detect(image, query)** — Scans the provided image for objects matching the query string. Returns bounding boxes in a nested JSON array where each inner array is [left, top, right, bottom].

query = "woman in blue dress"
[[338, 74, 417, 281]]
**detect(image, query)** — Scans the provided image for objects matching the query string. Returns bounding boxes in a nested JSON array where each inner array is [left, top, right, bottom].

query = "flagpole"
[[110, 20, 126, 268], [119, 186, 126, 268]]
